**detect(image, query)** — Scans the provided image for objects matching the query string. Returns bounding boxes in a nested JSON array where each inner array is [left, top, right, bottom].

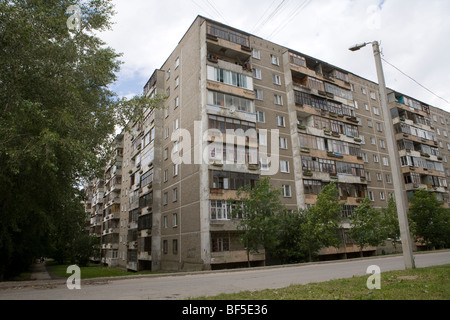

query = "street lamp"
[[349, 41, 416, 269]]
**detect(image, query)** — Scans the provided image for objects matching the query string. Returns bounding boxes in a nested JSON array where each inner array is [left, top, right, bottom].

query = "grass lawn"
[[194, 264, 450, 300], [46, 260, 167, 279]]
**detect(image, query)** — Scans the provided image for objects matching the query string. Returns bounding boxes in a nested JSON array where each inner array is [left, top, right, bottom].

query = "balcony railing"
[[207, 23, 250, 48]]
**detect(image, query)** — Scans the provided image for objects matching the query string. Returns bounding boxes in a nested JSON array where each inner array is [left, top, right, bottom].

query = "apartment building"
[[86, 16, 450, 271]]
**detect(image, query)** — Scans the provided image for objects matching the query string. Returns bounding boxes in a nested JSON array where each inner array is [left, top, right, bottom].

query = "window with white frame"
[[271, 55, 280, 66], [380, 192, 385, 200], [280, 160, 290, 173], [175, 57, 180, 69], [373, 107, 380, 115], [370, 91, 377, 100], [382, 156, 389, 166], [280, 137, 288, 149], [282, 184, 291, 197], [257, 111, 265, 122], [252, 49, 260, 59], [276, 115, 285, 127], [173, 188, 178, 203], [173, 213, 178, 227], [368, 191, 374, 201], [274, 95, 283, 105], [252, 68, 262, 79], [260, 157, 269, 171], [258, 132, 267, 146], [255, 89, 263, 100], [373, 154, 379, 163], [272, 74, 281, 85]]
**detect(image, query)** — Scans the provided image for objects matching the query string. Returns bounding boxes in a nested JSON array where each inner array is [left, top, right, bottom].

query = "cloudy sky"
[[99, 0, 450, 113]]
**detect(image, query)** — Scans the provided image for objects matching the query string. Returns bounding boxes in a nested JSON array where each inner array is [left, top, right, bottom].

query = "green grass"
[[46, 260, 168, 279], [194, 264, 450, 300]]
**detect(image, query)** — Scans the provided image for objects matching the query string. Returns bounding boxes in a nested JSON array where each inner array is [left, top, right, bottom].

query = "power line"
[[266, 0, 312, 40], [191, 0, 217, 20], [254, 0, 290, 36], [204, 0, 230, 25], [250, 0, 278, 34], [381, 57, 450, 106]]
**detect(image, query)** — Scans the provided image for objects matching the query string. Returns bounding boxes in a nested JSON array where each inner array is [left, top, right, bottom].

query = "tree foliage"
[[408, 190, 450, 249], [300, 182, 342, 261], [233, 177, 286, 266], [348, 197, 386, 256], [0, 0, 162, 279]]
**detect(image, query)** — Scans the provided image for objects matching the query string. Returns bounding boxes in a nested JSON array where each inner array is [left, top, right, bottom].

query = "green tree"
[[348, 197, 385, 257], [408, 190, 450, 249], [381, 196, 401, 250], [233, 177, 286, 267], [301, 182, 342, 262], [0, 0, 164, 279], [273, 209, 309, 264]]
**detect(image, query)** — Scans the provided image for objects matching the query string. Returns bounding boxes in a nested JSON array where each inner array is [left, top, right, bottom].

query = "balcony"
[[206, 23, 251, 59]]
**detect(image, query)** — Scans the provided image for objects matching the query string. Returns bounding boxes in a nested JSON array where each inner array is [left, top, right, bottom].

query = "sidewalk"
[[29, 262, 52, 281]]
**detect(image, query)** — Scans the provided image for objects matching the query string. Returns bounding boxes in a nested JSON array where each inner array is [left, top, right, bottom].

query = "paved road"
[[0, 251, 449, 300]]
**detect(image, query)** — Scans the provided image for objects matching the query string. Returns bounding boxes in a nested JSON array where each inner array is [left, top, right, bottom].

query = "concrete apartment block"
[[85, 16, 450, 271]]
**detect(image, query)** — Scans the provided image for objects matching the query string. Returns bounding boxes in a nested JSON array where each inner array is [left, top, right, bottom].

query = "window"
[[164, 148, 168, 160], [282, 185, 291, 197], [379, 139, 386, 149], [165, 127, 169, 139], [367, 120, 372, 127], [382, 157, 389, 166], [260, 158, 269, 171], [174, 96, 179, 109], [271, 55, 280, 66], [175, 76, 179, 88], [280, 160, 290, 173], [370, 91, 377, 100], [373, 107, 380, 115], [289, 52, 306, 67], [272, 74, 281, 85], [380, 192, 385, 200], [280, 137, 288, 149], [252, 68, 262, 79], [255, 89, 263, 100], [173, 239, 178, 254], [370, 137, 376, 145], [164, 169, 168, 182], [368, 191, 374, 201], [257, 111, 265, 122], [373, 154, 379, 163], [212, 237, 229, 252], [163, 192, 168, 205], [175, 57, 180, 69], [361, 88, 366, 95], [386, 174, 392, 184], [252, 49, 260, 59], [208, 91, 255, 113], [163, 216, 167, 228], [173, 164, 179, 176], [207, 66, 252, 90], [166, 69, 171, 80], [163, 240, 168, 254], [173, 118, 179, 131], [258, 133, 267, 146], [274, 95, 283, 105], [376, 173, 382, 181], [173, 213, 178, 227], [276, 115, 285, 127], [362, 153, 368, 163]]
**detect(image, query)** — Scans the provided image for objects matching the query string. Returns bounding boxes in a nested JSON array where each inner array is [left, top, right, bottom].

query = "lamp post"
[[349, 41, 415, 269]]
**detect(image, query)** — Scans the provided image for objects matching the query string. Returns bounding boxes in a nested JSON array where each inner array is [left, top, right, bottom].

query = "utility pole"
[[350, 41, 416, 269]]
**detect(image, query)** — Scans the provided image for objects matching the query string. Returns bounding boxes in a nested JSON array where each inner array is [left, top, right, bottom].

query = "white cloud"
[[99, 0, 450, 112]]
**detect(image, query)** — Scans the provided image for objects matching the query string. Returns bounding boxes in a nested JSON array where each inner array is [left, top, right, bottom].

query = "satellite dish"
[[230, 105, 236, 113]]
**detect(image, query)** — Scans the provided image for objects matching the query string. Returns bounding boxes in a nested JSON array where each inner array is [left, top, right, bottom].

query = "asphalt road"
[[0, 251, 449, 300]]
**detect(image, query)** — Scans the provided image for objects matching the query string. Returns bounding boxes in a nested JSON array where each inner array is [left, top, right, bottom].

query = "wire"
[[381, 57, 450, 106], [204, 0, 230, 25], [266, 0, 312, 40], [251, 0, 278, 34], [191, 0, 217, 19], [253, 0, 290, 36]]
